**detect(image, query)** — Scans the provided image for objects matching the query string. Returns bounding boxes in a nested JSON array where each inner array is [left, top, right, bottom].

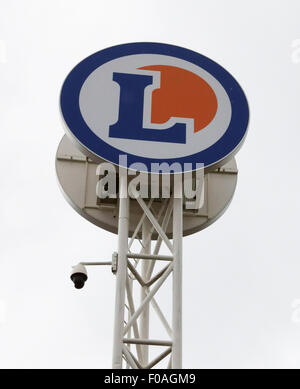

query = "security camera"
[[70, 264, 88, 289]]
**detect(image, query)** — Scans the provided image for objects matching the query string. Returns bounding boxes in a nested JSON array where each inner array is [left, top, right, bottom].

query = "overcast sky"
[[1, 0, 300, 368]]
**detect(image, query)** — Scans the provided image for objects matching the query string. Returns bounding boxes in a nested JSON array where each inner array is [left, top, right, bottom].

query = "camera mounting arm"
[[78, 251, 118, 273]]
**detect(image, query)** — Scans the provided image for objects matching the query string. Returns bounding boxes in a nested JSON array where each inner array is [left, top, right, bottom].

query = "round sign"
[[60, 42, 249, 173]]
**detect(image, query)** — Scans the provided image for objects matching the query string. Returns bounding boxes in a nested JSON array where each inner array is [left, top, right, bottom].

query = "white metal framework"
[[112, 173, 183, 369]]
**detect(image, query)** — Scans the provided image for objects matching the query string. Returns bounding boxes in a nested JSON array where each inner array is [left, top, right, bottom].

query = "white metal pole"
[[140, 218, 151, 365], [112, 172, 129, 369], [172, 177, 183, 368]]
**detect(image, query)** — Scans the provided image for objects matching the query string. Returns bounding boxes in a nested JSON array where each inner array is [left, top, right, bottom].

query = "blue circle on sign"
[[60, 42, 249, 172]]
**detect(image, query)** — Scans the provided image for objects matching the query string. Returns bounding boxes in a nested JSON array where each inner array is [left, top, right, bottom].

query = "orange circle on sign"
[[140, 65, 218, 132]]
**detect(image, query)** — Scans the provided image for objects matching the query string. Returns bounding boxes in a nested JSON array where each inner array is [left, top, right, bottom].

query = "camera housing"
[[70, 264, 88, 289]]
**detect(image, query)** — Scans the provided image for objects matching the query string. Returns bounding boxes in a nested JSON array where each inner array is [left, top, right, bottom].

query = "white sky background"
[[0, 0, 300, 368]]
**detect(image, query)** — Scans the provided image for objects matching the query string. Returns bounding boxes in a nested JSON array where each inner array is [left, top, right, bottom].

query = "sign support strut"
[[112, 176, 183, 369]]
